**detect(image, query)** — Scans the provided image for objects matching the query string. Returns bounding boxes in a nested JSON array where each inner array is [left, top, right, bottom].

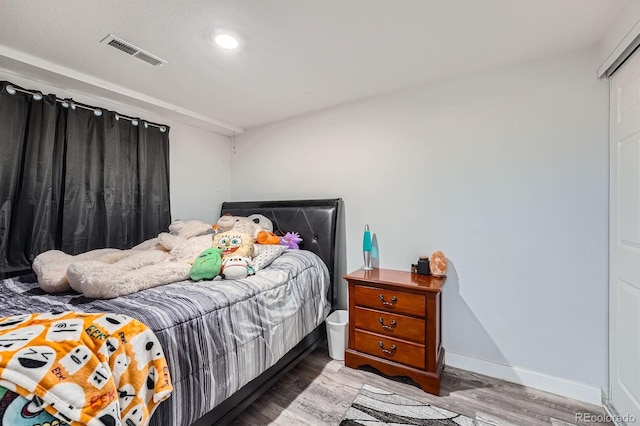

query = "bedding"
[[0, 249, 330, 426], [0, 312, 172, 426], [0, 384, 68, 425]]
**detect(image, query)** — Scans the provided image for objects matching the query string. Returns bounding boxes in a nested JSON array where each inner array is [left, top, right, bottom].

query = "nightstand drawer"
[[354, 307, 425, 343], [354, 285, 425, 317], [354, 330, 425, 369]]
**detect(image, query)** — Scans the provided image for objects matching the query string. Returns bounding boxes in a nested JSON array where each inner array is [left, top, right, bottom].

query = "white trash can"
[[326, 310, 349, 361]]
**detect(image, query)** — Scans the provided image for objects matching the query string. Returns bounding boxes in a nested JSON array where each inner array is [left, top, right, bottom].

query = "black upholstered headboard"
[[221, 198, 342, 308]]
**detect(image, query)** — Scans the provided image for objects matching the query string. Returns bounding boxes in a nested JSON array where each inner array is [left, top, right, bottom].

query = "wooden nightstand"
[[344, 268, 445, 395]]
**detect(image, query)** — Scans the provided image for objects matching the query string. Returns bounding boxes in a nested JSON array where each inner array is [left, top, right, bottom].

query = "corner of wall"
[[598, 1, 640, 77]]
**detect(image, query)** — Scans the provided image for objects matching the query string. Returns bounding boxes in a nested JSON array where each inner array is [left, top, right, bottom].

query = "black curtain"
[[0, 81, 171, 277]]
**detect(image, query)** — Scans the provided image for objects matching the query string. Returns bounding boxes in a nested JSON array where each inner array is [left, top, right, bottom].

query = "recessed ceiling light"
[[214, 33, 239, 50]]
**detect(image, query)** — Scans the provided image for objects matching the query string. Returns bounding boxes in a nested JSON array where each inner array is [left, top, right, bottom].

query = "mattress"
[[0, 249, 330, 426]]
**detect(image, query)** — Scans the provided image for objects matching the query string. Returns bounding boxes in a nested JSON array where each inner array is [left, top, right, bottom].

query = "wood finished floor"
[[231, 341, 612, 426]]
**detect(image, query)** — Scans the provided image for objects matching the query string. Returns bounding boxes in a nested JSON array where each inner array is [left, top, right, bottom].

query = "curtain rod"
[[4, 84, 167, 132]]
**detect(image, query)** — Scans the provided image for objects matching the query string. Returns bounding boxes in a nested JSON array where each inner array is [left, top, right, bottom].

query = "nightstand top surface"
[[344, 268, 445, 292]]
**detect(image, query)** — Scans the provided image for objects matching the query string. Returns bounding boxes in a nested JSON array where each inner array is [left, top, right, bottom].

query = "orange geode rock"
[[430, 250, 447, 276]]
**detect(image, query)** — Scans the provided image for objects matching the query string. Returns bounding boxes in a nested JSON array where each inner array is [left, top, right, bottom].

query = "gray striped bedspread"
[[0, 249, 331, 426]]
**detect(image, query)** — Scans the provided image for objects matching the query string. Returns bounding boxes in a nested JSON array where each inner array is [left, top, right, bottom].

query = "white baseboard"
[[445, 351, 603, 406]]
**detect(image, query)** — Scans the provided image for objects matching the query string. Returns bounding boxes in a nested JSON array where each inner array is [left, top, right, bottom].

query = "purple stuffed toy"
[[280, 232, 303, 249]]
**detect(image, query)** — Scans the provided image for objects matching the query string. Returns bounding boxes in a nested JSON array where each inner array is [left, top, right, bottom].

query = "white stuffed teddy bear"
[[214, 214, 273, 240], [34, 219, 213, 295], [66, 231, 214, 298]]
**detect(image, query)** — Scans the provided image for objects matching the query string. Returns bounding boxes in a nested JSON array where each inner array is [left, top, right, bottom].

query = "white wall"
[[232, 47, 609, 399], [0, 72, 232, 224], [169, 125, 231, 224]]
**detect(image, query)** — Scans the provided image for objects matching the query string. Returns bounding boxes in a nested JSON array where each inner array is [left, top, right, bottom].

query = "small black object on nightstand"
[[417, 256, 430, 275]]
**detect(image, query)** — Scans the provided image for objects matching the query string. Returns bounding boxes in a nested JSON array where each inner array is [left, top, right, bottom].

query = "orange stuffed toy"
[[256, 230, 281, 245]]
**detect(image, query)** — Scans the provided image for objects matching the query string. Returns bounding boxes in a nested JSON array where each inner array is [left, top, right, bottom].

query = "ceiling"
[[0, 0, 629, 135]]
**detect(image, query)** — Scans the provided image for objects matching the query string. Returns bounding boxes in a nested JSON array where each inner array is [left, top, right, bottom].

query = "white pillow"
[[252, 244, 287, 271]]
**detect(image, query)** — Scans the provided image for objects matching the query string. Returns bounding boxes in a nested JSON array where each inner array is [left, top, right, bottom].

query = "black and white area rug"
[[340, 384, 495, 426]]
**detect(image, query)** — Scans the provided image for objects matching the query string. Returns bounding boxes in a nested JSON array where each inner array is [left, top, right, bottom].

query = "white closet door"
[[610, 48, 640, 422]]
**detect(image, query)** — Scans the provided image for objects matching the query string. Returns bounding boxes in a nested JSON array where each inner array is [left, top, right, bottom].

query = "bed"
[[0, 198, 343, 425]]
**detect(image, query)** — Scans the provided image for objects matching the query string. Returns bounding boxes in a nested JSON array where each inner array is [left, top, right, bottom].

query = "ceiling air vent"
[[100, 34, 167, 67]]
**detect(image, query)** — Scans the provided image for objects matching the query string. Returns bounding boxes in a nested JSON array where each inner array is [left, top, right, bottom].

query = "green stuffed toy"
[[189, 247, 223, 281]]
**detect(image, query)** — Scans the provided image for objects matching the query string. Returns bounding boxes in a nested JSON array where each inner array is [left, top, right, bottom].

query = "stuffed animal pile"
[[197, 213, 302, 280], [33, 213, 303, 297]]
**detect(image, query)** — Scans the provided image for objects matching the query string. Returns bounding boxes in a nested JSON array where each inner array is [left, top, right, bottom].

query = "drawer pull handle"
[[378, 317, 397, 330], [378, 294, 397, 306], [378, 341, 397, 354]]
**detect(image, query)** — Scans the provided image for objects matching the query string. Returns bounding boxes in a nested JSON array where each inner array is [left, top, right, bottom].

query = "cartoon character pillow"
[[221, 256, 255, 280], [213, 232, 254, 260]]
